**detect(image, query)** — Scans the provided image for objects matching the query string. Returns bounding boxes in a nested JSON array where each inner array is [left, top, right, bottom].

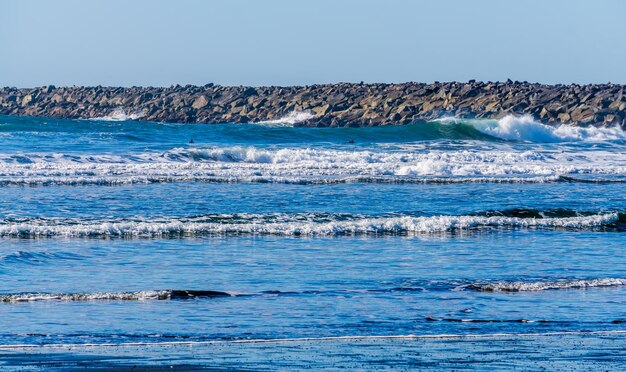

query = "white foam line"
[[3, 330, 626, 350], [256, 111, 315, 126], [0, 212, 619, 238], [88, 108, 144, 121]]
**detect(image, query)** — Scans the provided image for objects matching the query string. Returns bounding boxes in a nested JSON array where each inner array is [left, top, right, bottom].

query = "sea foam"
[[256, 111, 315, 126], [0, 144, 624, 186], [90, 108, 144, 121], [0, 212, 619, 238]]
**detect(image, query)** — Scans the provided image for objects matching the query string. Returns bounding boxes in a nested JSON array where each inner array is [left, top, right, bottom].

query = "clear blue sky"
[[1, 0, 625, 87]]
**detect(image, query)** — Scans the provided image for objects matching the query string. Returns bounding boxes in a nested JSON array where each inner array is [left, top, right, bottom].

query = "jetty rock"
[[0, 82, 624, 127]]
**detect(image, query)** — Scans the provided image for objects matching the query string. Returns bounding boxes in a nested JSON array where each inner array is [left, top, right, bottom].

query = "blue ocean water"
[[0, 113, 625, 353]]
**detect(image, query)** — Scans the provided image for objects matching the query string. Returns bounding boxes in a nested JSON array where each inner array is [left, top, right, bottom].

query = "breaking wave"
[[0, 144, 624, 186], [90, 108, 144, 121], [250, 113, 625, 143], [256, 111, 315, 126], [0, 210, 622, 238], [252, 112, 625, 143], [438, 115, 626, 143]]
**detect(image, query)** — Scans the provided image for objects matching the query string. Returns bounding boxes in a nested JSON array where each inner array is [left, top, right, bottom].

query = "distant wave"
[[89, 108, 144, 121], [0, 144, 624, 187], [0, 210, 622, 238], [256, 111, 315, 126], [462, 278, 626, 292], [4, 277, 626, 303], [438, 115, 626, 142], [253, 113, 626, 142], [0, 250, 82, 265], [57, 112, 626, 143], [426, 317, 553, 323], [0, 290, 231, 303]]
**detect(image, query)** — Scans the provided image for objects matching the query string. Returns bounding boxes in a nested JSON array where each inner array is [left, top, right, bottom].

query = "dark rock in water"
[[0, 82, 624, 127], [169, 290, 232, 299]]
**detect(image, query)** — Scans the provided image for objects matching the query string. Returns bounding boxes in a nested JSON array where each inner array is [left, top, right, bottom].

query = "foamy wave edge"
[[5, 331, 626, 349], [89, 108, 144, 122], [2, 144, 624, 188], [256, 111, 315, 126], [463, 278, 626, 292], [0, 213, 619, 238], [0, 175, 591, 187], [0, 290, 231, 303]]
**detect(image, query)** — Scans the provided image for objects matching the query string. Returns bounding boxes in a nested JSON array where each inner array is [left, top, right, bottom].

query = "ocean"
[[0, 113, 625, 368]]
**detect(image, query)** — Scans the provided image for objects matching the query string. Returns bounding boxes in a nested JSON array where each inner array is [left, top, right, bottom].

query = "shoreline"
[[1, 81, 625, 127], [2, 331, 626, 369]]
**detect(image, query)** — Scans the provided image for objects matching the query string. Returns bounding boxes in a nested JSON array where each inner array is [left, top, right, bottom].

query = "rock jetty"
[[1, 81, 625, 127]]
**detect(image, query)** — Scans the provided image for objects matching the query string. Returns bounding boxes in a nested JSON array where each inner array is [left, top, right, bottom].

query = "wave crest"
[[440, 115, 626, 142], [90, 108, 144, 122], [256, 111, 315, 126], [0, 211, 621, 238], [463, 278, 626, 292]]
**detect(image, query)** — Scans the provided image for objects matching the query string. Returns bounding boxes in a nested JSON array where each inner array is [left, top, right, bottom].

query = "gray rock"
[[192, 95, 209, 110], [0, 82, 624, 128]]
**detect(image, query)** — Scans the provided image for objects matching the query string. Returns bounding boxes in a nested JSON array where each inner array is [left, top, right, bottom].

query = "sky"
[[1, 0, 625, 87]]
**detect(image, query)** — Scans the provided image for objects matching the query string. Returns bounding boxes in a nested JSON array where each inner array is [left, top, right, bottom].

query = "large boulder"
[[192, 95, 209, 109]]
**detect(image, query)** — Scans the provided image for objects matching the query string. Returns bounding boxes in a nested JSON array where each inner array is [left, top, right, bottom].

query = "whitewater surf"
[[0, 114, 624, 358]]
